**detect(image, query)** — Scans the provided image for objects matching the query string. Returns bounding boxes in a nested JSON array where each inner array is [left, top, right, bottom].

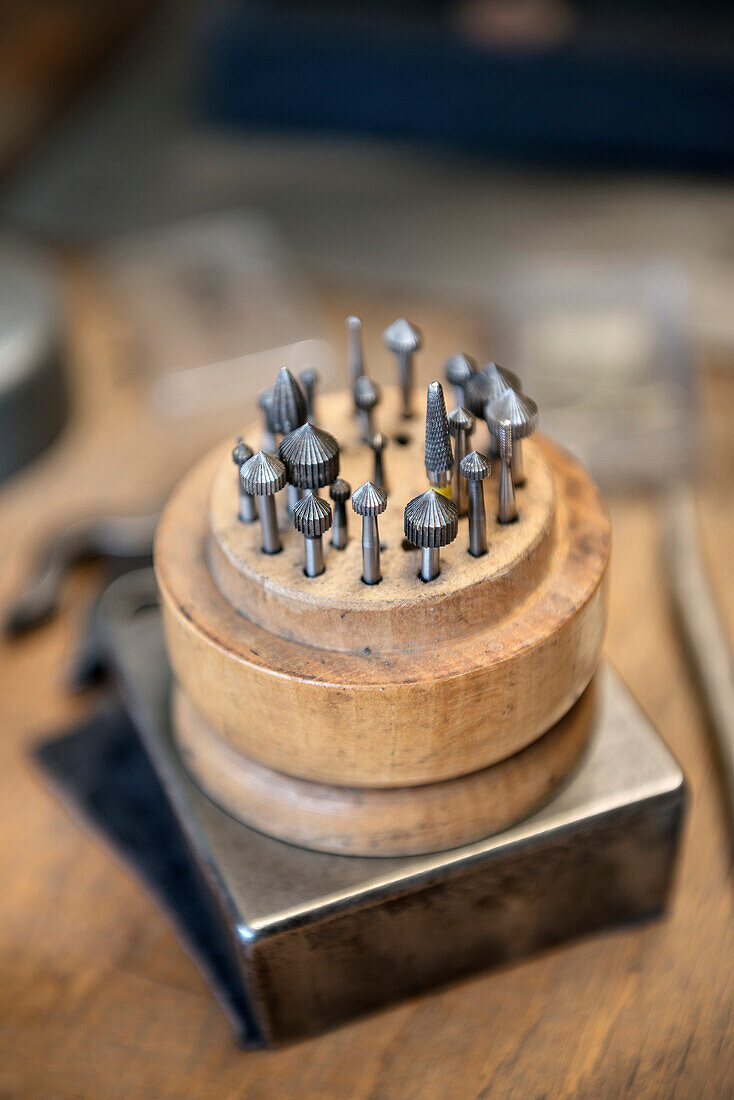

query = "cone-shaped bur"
[[346, 315, 364, 390], [424, 381, 454, 488], [383, 318, 422, 419], [485, 389, 538, 487], [241, 451, 286, 553], [352, 481, 388, 585], [293, 493, 332, 577], [460, 450, 491, 556], [271, 366, 308, 436], [404, 488, 458, 582], [448, 406, 475, 515], [369, 431, 387, 490], [496, 421, 517, 524], [353, 375, 380, 442], [299, 365, 319, 422], [232, 436, 256, 522], [279, 422, 340, 491], [329, 477, 351, 550], [465, 362, 522, 457], [444, 352, 477, 408]]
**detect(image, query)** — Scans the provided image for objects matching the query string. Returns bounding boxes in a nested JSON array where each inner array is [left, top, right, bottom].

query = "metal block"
[[99, 570, 685, 1046]]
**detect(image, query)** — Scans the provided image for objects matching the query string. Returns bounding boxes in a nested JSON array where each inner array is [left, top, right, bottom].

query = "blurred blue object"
[[200, 2, 734, 171]]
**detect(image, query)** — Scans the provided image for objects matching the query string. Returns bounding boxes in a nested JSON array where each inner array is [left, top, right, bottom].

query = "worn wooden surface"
[[173, 679, 594, 856], [0, 273, 733, 1097]]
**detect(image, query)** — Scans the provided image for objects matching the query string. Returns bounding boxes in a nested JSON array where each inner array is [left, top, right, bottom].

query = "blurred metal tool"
[[383, 319, 422, 420], [4, 513, 158, 638], [665, 488, 734, 850]]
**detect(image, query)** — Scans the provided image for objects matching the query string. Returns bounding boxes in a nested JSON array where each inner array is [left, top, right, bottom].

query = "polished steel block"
[[99, 570, 685, 1046]]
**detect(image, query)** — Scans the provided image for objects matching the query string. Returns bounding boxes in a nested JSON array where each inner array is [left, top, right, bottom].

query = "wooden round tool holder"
[[155, 386, 611, 857]]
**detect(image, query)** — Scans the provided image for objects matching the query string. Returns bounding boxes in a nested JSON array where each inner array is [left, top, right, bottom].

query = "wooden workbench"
[[0, 272, 733, 1099]]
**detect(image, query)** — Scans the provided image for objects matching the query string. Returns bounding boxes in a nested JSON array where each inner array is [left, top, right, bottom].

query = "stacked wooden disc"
[[155, 386, 611, 856]]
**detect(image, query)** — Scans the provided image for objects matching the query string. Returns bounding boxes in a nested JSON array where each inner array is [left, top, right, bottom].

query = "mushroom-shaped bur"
[[329, 477, 351, 550], [424, 381, 454, 488], [444, 352, 477, 408], [383, 318, 422, 419], [460, 450, 491, 557], [241, 451, 286, 554], [484, 388, 538, 487], [352, 481, 388, 585], [232, 436, 256, 523], [279, 422, 340, 492], [353, 374, 381, 442], [293, 493, 332, 577], [448, 406, 475, 516], [404, 488, 458, 582]]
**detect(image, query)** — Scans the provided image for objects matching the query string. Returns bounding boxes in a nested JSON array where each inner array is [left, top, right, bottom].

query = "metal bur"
[[352, 481, 388, 585], [241, 451, 286, 554], [329, 478, 351, 550], [293, 494, 332, 577], [383, 318, 422, 419], [460, 450, 491, 556], [232, 436, 256, 522], [424, 381, 454, 488], [404, 489, 459, 582], [448, 406, 475, 515]]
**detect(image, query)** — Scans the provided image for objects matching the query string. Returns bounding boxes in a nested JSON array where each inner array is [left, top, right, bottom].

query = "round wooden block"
[[172, 678, 596, 857], [155, 388, 611, 788], [207, 390, 557, 655]]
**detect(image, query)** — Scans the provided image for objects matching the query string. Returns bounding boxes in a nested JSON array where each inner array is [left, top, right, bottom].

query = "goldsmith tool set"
[[141, 315, 683, 1040]]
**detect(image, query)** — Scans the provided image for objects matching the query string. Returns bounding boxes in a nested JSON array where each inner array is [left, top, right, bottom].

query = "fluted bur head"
[[353, 374, 380, 411], [383, 318, 422, 354], [448, 406, 475, 437], [465, 362, 522, 417], [404, 489, 458, 548], [329, 477, 352, 503], [232, 436, 253, 467], [271, 366, 307, 435], [279, 422, 340, 489], [460, 450, 491, 481], [352, 481, 387, 517], [425, 382, 454, 477], [485, 389, 538, 439], [241, 451, 286, 496], [444, 352, 477, 387], [293, 493, 332, 537]]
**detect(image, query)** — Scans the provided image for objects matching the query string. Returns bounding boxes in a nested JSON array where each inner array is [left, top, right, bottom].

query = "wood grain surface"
[[0, 272, 733, 1098], [172, 679, 595, 856]]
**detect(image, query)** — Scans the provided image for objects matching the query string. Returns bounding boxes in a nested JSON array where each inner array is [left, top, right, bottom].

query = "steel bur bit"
[[448, 406, 475, 516], [232, 436, 256, 522], [497, 421, 517, 524], [444, 352, 477, 408], [329, 477, 351, 550], [271, 367, 309, 513], [424, 381, 454, 488], [460, 450, 491, 557], [465, 362, 522, 456], [241, 451, 286, 553], [353, 375, 380, 442], [258, 389, 277, 452], [383, 318, 422, 419], [346, 315, 365, 389], [293, 493, 332, 577], [279, 422, 340, 494], [404, 489, 458, 582], [299, 365, 319, 422], [369, 431, 387, 490], [485, 389, 538, 488], [352, 481, 388, 585]]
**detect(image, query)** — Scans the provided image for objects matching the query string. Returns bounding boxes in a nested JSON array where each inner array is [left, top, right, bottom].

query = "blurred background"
[[1, 1, 733, 1095]]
